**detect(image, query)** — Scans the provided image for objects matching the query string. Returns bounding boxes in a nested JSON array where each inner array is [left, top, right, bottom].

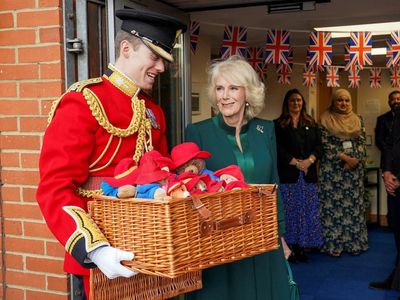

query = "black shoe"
[[368, 279, 392, 290]]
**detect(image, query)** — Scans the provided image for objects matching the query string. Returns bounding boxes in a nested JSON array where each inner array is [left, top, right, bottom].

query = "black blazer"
[[384, 107, 400, 179], [274, 120, 323, 183], [375, 110, 394, 167]]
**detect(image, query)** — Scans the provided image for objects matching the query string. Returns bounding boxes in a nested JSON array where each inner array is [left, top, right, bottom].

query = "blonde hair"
[[207, 55, 265, 120], [115, 30, 142, 59]]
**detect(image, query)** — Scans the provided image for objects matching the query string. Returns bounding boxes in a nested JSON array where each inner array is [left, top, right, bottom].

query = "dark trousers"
[[388, 190, 400, 290], [71, 275, 88, 300]]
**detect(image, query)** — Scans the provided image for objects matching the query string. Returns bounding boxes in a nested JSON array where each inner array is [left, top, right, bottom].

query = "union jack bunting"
[[390, 31, 400, 65], [276, 64, 292, 85], [387, 39, 394, 68], [369, 68, 382, 88], [190, 21, 200, 54], [348, 32, 373, 67], [302, 66, 316, 87], [246, 47, 265, 80], [347, 65, 360, 88], [265, 29, 291, 65], [307, 31, 332, 67], [326, 66, 340, 87], [306, 50, 324, 72], [345, 43, 363, 71], [390, 66, 400, 88], [220, 25, 247, 59]]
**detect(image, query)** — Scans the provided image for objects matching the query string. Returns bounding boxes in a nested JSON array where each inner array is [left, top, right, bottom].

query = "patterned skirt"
[[280, 172, 323, 248]]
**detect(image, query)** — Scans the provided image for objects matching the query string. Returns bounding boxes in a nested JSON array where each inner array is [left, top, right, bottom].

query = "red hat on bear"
[[213, 165, 245, 182], [170, 142, 211, 170], [140, 150, 173, 171], [135, 158, 170, 185], [104, 158, 139, 187]]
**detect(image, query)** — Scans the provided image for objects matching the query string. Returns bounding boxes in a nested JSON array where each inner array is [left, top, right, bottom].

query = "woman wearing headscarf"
[[319, 88, 368, 256]]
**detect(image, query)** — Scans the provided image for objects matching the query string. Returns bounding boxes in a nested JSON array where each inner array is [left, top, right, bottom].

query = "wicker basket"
[[88, 184, 279, 278], [90, 268, 202, 300]]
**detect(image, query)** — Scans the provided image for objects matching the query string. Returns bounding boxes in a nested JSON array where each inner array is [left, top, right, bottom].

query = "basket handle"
[[191, 195, 212, 219], [200, 209, 255, 236]]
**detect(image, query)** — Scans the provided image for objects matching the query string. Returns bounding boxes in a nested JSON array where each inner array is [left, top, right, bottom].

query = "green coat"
[[184, 114, 291, 300]]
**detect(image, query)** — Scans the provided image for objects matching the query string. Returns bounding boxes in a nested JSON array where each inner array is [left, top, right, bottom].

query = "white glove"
[[87, 246, 138, 279]]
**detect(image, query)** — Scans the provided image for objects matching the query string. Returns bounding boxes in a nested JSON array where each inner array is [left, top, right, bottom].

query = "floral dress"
[[318, 117, 368, 256]]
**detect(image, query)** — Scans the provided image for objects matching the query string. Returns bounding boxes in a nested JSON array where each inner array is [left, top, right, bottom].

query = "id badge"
[[342, 141, 353, 150]]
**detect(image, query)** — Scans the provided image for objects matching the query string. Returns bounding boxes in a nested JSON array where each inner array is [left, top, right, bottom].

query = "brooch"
[[256, 125, 264, 133]]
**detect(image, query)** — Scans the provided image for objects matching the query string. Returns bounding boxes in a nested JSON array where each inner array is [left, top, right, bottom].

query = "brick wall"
[[0, 0, 69, 299]]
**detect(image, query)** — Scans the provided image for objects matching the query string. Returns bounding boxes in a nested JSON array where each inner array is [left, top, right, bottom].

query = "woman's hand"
[[339, 153, 359, 170], [281, 237, 291, 260]]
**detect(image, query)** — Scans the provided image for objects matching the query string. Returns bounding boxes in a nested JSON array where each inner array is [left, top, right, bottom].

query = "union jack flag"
[[190, 21, 200, 54], [369, 68, 382, 88], [246, 47, 265, 80], [390, 66, 400, 87], [326, 66, 340, 87], [387, 39, 394, 67], [220, 25, 247, 59], [265, 29, 291, 65], [276, 64, 292, 85], [306, 50, 324, 72], [348, 32, 373, 67], [390, 31, 400, 65], [307, 31, 332, 67], [302, 66, 316, 87], [347, 65, 360, 88]]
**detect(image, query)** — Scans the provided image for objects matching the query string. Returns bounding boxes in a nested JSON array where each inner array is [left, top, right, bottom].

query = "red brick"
[[0, 30, 36, 46], [20, 117, 47, 132], [19, 45, 63, 63], [24, 221, 54, 239], [5, 236, 44, 254], [48, 275, 69, 292], [18, 9, 62, 27], [3, 220, 22, 236], [3, 203, 42, 220], [5, 253, 24, 270], [26, 290, 68, 300], [1, 169, 40, 186], [0, 48, 16, 63], [0, 12, 14, 28], [40, 27, 63, 43], [0, 117, 18, 131], [0, 186, 20, 201], [0, 64, 39, 80], [0, 152, 19, 167], [5, 287, 24, 300], [0, 0, 35, 10], [26, 256, 63, 273], [39, 0, 62, 8], [7, 270, 46, 289], [0, 135, 40, 150], [23, 187, 38, 203], [20, 81, 63, 98], [0, 100, 39, 115], [46, 241, 65, 258], [40, 62, 64, 79], [21, 152, 40, 168], [0, 82, 17, 98], [41, 99, 57, 115]]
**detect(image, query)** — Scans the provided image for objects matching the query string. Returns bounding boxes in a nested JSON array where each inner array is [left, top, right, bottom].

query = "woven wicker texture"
[[88, 184, 279, 278], [90, 268, 202, 300]]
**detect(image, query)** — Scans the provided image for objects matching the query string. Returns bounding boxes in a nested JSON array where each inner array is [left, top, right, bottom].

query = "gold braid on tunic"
[[47, 64, 154, 197]]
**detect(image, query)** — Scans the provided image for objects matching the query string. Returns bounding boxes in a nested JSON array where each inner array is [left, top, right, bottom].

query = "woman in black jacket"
[[274, 88, 323, 262]]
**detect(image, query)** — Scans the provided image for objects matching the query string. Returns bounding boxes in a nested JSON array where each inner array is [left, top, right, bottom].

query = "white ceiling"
[[158, 0, 400, 66]]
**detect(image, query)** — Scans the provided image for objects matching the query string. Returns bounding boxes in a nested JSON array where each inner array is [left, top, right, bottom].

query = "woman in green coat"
[[184, 56, 291, 300]]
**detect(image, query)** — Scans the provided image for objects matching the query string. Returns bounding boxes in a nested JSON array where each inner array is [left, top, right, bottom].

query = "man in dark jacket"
[[370, 90, 400, 291]]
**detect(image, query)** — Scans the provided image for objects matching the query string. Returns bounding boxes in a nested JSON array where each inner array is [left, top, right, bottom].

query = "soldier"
[[36, 8, 186, 299]]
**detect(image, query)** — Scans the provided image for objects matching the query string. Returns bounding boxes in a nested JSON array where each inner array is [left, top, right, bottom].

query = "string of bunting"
[[190, 20, 400, 88]]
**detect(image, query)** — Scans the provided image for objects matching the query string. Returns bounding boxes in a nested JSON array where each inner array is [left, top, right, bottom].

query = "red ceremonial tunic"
[[36, 66, 168, 276]]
